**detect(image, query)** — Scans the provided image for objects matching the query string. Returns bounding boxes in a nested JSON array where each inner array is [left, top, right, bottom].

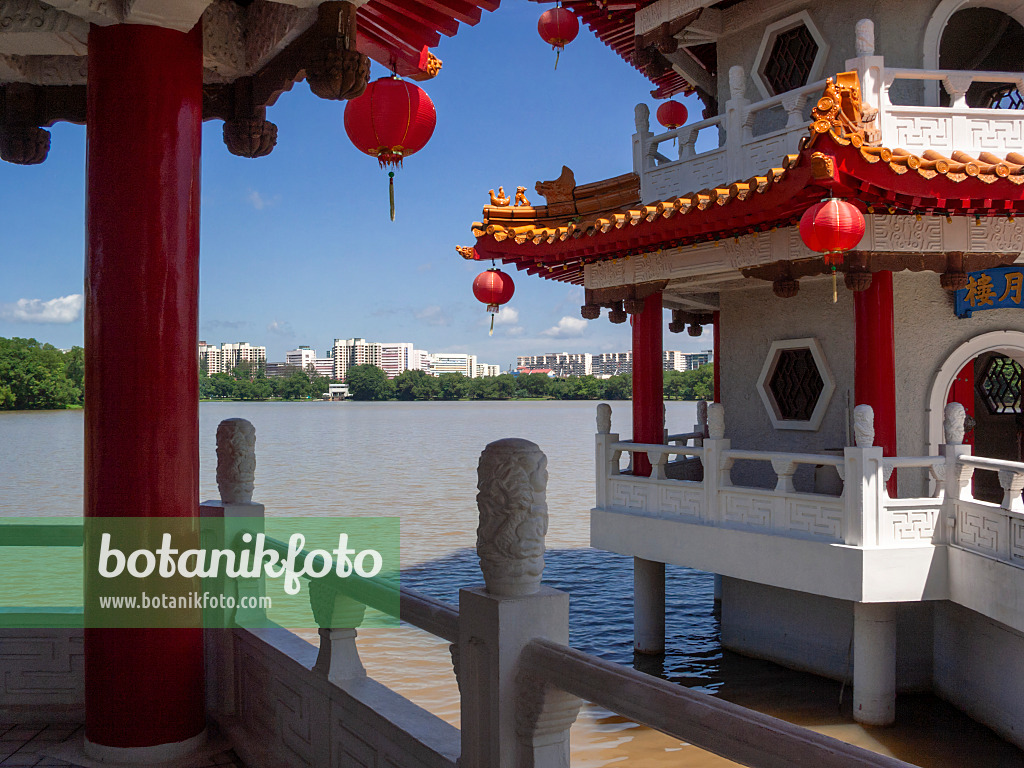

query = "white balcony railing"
[[595, 401, 1023, 557], [633, 18, 1024, 203]]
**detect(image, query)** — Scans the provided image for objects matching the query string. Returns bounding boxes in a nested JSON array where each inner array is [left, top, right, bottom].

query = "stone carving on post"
[[853, 404, 874, 447], [707, 403, 725, 439], [476, 438, 548, 597], [216, 417, 256, 503], [855, 18, 875, 56], [728, 65, 745, 100], [596, 402, 612, 435], [944, 402, 966, 445], [515, 672, 582, 768]]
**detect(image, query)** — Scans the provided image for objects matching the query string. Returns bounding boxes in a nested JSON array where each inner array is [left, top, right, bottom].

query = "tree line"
[[345, 364, 713, 402], [0, 337, 84, 410], [0, 338, 714, 409], [199, 362, 330, 401]]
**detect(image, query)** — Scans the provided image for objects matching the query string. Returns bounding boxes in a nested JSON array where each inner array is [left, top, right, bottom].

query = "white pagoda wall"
[[718, 277, 855, 491], [893, 270, 1024, 496], [714, 0, 937, 109]]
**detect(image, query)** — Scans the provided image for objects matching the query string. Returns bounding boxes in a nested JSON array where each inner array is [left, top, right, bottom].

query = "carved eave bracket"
[[0, 0, 376, 163]]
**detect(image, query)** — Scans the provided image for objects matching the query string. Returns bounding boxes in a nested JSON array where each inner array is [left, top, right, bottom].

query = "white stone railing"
[[593, 401, 1024, 554], [947, 455, 1024, 567], [635, 17, 1024, 203], [634, 76, 824, 203]]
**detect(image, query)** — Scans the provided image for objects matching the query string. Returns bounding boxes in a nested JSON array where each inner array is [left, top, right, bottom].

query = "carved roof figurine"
[[803, 71, 879, 149], [535, 165, 576, 204], [488, 186, 511, 206], [456, 245, 476, 260], [514, 186, 530, 206]]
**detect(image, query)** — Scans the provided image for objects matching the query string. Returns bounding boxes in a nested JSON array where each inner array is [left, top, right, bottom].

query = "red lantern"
[[538, 6, 579, 68], [473, 268, 515, 335], [798, 197, 866, 302], [344, 75, 437, 220], [656, 100, 688, 130]]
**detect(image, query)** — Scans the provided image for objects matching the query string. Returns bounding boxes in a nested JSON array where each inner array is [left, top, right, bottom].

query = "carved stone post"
[[941, 402, 972, 543], [595, 403, 619, 510], [842, 405, 884, 546], [703, 403, 731, 525], [844, 19, 886, 134], [633, 102, 654, 195], [200, 417, 266, 719], [724, 66, 750, 180], [460, 439, 579, 768]]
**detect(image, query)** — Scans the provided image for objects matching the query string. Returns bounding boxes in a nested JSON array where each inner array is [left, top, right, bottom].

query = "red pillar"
[[84, 23, 204, 753], [632, 293, 664, 476], [854, 271, 897, 492], [712, 310, 721, 403]]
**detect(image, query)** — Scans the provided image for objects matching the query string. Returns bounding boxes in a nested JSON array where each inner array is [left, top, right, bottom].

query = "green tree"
[[518, 372, 551, 398], [436, 373, 469, 400], [347, 364, 394, 401], [603, 374, 631, 400], [0, 337, 81, 410], [394, 369, 439, 400]]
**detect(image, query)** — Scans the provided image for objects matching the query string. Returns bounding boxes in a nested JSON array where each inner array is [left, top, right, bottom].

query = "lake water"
[[2, 401, 1023, 767]]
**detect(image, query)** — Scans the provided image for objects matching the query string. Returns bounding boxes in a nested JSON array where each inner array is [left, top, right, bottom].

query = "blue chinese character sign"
[[955, 265, 1024, 318]]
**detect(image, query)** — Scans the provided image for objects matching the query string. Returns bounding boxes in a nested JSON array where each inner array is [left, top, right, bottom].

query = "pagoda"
[[462, 0, 1024, 744]]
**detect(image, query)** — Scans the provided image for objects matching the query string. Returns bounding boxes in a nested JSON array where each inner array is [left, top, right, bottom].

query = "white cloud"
[[1, 294, 82, 324], [267, 319, 295, 336], [493, 306, 519, 325], [540, 316, 587, 338], [415, 305, 451, 327], [247, 189, 280, 210]]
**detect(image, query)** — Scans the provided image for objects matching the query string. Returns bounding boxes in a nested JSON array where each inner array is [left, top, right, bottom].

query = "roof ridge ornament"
[[803, 71, 879, 149]]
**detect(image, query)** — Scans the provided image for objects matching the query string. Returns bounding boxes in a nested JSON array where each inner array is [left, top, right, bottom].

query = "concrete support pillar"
[[712, 310, 721, 403], [83, 21, 204, 758], [634, 558, 665, 655], [853, 602, 897, 725]]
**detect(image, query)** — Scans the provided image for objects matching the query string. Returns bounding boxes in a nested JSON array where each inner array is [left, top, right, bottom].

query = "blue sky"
[[0, 3, 712, 369]]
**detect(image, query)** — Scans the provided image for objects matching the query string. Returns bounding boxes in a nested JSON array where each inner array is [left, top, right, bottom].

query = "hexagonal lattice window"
[[987, 85, 1024, 110], [977, 355, 1022, 414], [756, 338, 835, 431], [768, 349, 824, 420], [753, 12, 829, 100], [763, 25, 818, 95]]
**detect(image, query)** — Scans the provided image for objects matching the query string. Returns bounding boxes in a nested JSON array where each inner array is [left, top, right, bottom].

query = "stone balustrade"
[[594, 400, 1024, 554]]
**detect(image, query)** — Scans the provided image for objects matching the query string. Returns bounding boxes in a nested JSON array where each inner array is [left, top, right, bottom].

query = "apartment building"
[[331, 338, 382, 381], [474, 363, 502, 378], [286, 346, 317, 370], [592, 352, 632, 377], [199, 341, 266, 374], [428, 353, 477, 377], [516, 353, 592, 377]]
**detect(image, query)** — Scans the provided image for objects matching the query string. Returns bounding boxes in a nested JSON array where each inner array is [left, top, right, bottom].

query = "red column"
[[854, 271, 897, 493], [632, 293, 664, 476], [84, 23, 204, 752], [712, 310, 721, 403]]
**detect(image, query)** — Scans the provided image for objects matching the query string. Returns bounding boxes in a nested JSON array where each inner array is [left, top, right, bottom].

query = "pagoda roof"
[[461, 75, 1024, 286]]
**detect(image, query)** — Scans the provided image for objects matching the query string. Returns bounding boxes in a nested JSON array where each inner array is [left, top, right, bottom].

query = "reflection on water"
[[3, 401, 1024, 766]]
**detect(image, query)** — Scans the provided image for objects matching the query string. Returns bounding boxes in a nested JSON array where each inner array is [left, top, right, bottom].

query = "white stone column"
[[460, 438, 580, 768], [595, 403, 619, 510], [853, 601, 897, 725], [941, 402, 972, 543], [843, 405, 885, 546]]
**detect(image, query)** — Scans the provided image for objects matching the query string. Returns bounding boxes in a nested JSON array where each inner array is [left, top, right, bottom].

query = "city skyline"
[[0, 4, 711, 365]]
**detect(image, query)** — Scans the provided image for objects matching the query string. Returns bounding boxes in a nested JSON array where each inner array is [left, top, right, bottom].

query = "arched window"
[[939, 7, 1024, 107]]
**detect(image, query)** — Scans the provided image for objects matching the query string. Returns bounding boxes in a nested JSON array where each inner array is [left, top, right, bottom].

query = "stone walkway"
[[0, 725, 245, 768]]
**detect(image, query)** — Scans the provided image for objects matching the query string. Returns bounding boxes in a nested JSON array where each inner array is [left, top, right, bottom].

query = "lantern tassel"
[[489, 314, 495, 336], [554, 48, 560, 70], [832, 267, 838, 303], [389, 171, 395, 221]]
